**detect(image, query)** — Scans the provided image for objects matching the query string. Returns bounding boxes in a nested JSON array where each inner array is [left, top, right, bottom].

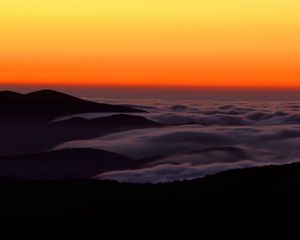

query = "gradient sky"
[[1, 0, 300, 87]]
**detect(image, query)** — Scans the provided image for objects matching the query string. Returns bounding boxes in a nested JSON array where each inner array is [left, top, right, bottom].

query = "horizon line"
[[2, 83, 300, 91]]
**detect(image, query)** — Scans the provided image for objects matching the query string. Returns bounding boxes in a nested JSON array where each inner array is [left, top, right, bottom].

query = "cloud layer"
[[55, 100, 300, 183]]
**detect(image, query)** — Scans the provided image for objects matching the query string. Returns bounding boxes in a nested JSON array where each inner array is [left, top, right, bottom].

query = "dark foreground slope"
[[1, 162, 300, 227]]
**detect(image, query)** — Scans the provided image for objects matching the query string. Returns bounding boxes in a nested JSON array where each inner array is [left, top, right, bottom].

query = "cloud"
[[54, 100, 300, 183], [95, 161, 264, 183], [56, 125, 236, 158], [56, 123, 300, 163]]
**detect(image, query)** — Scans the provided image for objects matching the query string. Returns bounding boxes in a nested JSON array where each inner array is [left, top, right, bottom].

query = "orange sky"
[[1, 0, 300, 88]]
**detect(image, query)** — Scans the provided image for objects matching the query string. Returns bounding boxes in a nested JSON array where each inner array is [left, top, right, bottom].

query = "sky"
[[1, 0, 300, 88]]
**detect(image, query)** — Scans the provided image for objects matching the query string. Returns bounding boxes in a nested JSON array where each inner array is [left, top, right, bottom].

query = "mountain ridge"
[[0, 89, 145, 117]]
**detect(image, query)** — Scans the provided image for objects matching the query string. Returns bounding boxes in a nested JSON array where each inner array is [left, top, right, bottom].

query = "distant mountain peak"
[[0, 91, 24, 97], [27, 89, 61, 94], [0, 90, 23, 95], [0, 89, 145, 118], [25, 89, 85, 105], [26, 89, 78, 98], [0, 91, 24, 104]]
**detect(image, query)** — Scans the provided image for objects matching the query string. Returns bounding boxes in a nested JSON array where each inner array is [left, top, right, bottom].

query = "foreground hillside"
[[1, 161, 300, 226]]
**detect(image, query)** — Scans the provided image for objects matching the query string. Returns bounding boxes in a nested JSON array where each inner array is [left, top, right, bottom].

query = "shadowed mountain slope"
[[0, 148, 136, 180], [0, 114, 162, 156], [0, 90, 160, 155], [52, 113, 161, 129]]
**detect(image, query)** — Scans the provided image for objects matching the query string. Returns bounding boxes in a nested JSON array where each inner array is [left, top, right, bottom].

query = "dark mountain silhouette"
[[0, 89, 161, 155], [0, 114, 162, 156], [0, 148, 136, 180], [0, 89, 144, 118], [0, 161, 299, 227], [52, 113, 160, 129], [0, 91, 24, 103]]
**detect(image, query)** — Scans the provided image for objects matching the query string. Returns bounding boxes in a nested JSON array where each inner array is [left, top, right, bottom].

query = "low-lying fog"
[[56, 99, 300, 183]]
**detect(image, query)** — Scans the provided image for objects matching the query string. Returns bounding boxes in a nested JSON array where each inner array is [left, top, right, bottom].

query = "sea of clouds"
[[55, 99, 300, 183]]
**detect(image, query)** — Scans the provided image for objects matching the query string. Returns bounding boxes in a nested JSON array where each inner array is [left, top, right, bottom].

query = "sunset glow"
[[1, 0, 300, 87]]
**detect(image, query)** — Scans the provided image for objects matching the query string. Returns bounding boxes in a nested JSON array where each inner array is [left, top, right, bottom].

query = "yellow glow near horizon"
[[1, 0, 300, 87]]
